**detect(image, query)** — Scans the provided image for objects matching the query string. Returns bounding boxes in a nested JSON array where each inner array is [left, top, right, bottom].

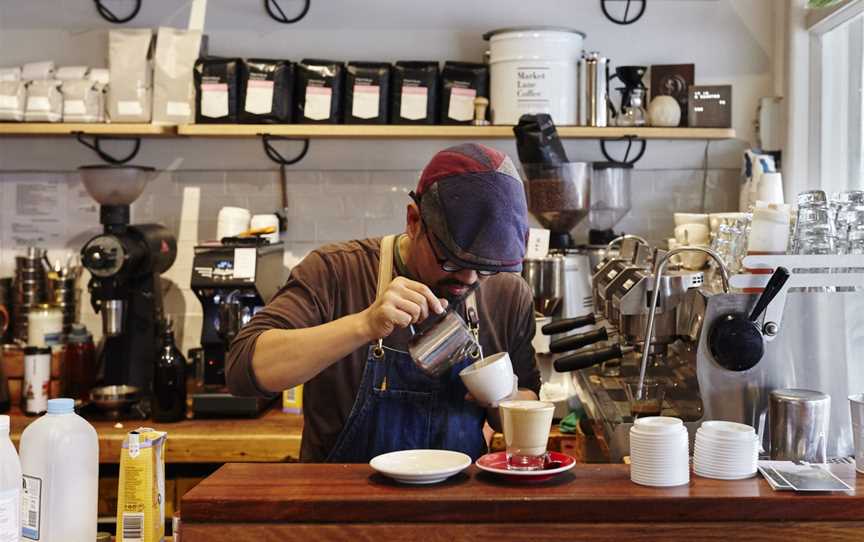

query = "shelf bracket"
[[93, 0, 143, 24], [264, 0, 311, 24], [599, 135, 647, 166], [75, 133, 142, 165], [261, 134, 310, 166], [600, 0, 647, 25]]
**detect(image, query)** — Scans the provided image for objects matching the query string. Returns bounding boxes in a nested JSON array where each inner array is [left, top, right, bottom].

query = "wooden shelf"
[[0, 123, 736, 140], [178, 124, 736, 140], [0, 122, 174, 136]]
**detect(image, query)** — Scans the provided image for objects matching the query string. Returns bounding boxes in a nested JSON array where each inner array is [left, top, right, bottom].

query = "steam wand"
[[637, 247, 730, 399]]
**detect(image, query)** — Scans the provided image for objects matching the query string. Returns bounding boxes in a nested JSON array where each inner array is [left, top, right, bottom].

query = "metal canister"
[[769, 388, 830, 462], [23, 346, 51, 416], [577, 51, 609, 127]]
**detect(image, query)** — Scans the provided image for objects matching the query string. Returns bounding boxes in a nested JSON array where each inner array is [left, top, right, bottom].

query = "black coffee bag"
[[390, 61, 438, 125], [513, 114, 569, 166], [344, 62, 390, 124], [294, 59, 344, 124], [238, 58, 294, 124], [439, 61, 488, 125], [194, 57, 240, 123]]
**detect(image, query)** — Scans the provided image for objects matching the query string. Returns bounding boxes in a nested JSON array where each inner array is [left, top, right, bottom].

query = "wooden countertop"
[[8, 407, 303, 464], [178, 463, 864, 541]]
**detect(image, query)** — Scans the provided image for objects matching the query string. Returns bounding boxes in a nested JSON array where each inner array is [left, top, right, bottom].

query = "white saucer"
[[370, 449, 472, 484]]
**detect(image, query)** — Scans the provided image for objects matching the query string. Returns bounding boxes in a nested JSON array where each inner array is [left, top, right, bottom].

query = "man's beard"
[[434, 278, 474, 304]]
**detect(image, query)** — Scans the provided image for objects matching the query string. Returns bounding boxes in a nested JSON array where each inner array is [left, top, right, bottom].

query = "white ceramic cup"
[[673, 213, 709, 227], [674, 223, 710, 245], [216, 206, 251, 240], [250, 213, 280, 243], [678, 244, 710, 269], [499, 400, 555, 470], [459, 352, 515, 406]]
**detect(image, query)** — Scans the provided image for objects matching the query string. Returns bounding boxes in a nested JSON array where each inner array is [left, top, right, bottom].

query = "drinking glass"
[[499, 400, 555, 471], [791, 190, 830, 253], [792, 207, 835, 254], [710, 214, 750, 276], [623, 377, 666, 419], [847, 211, 864, 255]]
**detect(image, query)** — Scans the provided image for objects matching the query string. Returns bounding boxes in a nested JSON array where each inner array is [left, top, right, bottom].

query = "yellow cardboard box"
[[282, 384, 303, 413], [116, 428, 167, 542]]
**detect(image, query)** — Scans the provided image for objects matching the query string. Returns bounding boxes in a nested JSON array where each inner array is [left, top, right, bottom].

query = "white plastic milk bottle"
[[19, 398, 98, 542]]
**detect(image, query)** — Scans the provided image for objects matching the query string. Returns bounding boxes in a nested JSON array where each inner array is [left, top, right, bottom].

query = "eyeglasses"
[[423, 225, 499, 277]]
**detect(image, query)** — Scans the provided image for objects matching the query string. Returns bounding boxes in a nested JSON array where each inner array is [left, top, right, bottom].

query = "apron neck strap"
[[376, 235, 398, 301]]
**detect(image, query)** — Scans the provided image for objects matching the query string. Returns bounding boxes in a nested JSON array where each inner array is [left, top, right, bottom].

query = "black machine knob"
[[708, 267, 790, 372], [554, 344, 624, 373], [81, 235, 126, 277], [549, 327, 608, 354], [541, 313, 596, 335]]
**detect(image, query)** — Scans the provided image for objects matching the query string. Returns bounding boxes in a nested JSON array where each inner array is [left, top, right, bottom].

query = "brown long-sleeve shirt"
[[226, 237, 540, 461]]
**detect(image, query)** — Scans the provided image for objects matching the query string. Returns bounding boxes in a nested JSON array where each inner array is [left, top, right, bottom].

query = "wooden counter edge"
[[179, 521, 864, 542]]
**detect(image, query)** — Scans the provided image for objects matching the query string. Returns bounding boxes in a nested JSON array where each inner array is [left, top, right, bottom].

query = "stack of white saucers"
[[629, 416, 690, 487], [693, 420, 759, 480]]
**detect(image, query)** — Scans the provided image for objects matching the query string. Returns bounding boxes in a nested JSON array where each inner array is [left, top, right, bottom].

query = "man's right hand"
[[361, 277, 448, 340]]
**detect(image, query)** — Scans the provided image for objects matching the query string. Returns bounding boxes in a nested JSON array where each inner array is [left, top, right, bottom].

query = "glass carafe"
[[616, 87, 647, 127]]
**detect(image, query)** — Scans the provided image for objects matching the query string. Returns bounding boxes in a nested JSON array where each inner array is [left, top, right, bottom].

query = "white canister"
[[484, 26, 585, 125], [27, 304, 63, 348], [250, 214, 280, 244], [216, 206, 251, 241]]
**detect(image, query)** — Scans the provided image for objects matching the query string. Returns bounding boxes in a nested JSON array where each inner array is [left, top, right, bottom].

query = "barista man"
[[226, 143, 541, 462]]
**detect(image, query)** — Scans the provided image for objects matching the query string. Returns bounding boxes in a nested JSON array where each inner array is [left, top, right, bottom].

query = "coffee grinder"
[[79, 165, 177, 394], [521, 161, 594, 323], [190, 238, 284, 416]]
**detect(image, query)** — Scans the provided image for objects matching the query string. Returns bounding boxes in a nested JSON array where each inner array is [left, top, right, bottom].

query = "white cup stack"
[[693, 421, 759, 480], [629, 416, 690, 487]]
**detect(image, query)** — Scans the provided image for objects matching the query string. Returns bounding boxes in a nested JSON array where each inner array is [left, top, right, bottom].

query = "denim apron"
[[326, 235, 487, 463]]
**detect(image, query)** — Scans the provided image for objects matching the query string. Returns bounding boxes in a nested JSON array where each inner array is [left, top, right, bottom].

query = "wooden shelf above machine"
[[0, 123, 736, 140], [176, 124, 737, 140], [0, 123, 175, 136]]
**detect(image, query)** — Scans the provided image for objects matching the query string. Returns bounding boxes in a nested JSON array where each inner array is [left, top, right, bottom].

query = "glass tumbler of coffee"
[[623, 377, 666, 418], [499, 400, 555, 471]]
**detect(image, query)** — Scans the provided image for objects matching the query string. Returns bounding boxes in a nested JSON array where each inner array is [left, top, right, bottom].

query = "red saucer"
[[475, 451, 576, 482]]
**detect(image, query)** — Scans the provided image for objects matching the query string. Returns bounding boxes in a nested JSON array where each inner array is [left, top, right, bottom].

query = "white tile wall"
[[0, 166, 740, 355]]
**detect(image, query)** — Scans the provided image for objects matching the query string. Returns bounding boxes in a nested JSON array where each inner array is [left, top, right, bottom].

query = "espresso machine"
[[79, 166, 177, 394], [190, 238, 284, 416]]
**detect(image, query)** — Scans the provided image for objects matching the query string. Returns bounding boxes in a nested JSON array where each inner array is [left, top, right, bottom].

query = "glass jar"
[[616, 87, 647, 127], [27, 304, 63, 349], [63, 324, 96, 405]]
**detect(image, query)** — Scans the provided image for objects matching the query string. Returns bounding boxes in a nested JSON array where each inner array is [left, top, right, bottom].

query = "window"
[[810, 1, 864, 194]]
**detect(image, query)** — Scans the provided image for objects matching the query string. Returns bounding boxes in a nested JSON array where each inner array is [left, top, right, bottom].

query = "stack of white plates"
[[693, 420, 759, 480], [629, 416, 690, 487]]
